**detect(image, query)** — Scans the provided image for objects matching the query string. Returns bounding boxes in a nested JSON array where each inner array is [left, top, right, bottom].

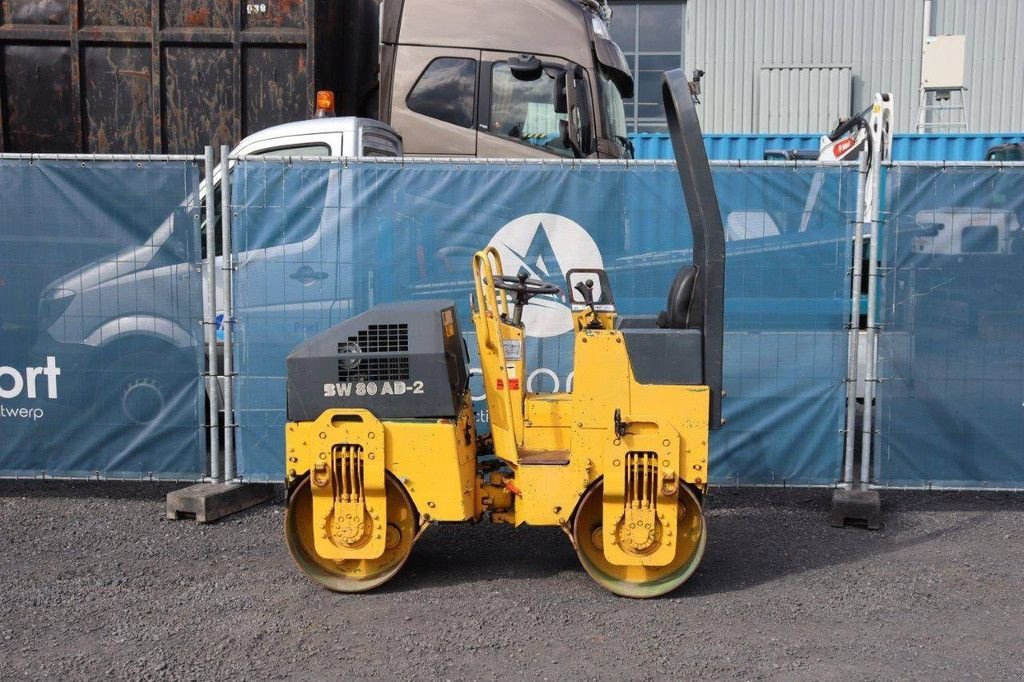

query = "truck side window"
[[489, 62, 572, 157], [407, 58, 477, 128], [362, 131, 400, 157]]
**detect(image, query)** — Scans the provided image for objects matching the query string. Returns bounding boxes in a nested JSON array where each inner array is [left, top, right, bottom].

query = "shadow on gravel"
[[0, 479, 181, 501], [681, 486, 1024, 597], [0, 479, 291, 510], [381, 486, 1024, 597], [380, 523, 579, 593], [2, 479, 1021, 598], [706, 486, 1024, 513], [878, 489, 1024, 513]]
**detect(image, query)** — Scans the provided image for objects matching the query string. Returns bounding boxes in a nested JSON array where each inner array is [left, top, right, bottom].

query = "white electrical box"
[[922, 34, 966, 90]]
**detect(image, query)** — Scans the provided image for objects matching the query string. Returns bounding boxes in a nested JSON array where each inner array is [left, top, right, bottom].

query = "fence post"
[[842, 151, 868, 489], [166, 147, 272, 522], [203, 145, 221, 482], [859, 149, 884, 487], [220, 144, 236, 481], [832, 139, 884, 529]]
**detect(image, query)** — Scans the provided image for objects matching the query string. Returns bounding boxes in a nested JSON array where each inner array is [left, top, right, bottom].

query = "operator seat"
[[657, 264, 699, 329]]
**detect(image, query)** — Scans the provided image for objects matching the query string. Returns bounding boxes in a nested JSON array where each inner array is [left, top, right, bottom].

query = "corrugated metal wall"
[[757, 65, 852, 133], [685, 0, 1024, 133]]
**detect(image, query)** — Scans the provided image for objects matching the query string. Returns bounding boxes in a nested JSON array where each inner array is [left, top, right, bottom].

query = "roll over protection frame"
[[661, 69, 726, 428]]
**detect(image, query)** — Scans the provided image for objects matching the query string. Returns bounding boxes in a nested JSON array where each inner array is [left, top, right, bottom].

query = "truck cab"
[[379, 0, 634, 159]]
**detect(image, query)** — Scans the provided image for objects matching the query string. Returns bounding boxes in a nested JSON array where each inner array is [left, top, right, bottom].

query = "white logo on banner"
[[0, 356, 60, 421], [487, 213, 603, 338]]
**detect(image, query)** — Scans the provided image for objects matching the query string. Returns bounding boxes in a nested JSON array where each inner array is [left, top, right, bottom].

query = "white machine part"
[[818, 93, 894, 163], [798, 93, 894, 233]]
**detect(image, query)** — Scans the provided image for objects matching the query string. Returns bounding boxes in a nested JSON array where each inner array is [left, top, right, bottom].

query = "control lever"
[[574, 279, 595, 305], [574, 279, 603, 329], [511, 269, 530, 326]]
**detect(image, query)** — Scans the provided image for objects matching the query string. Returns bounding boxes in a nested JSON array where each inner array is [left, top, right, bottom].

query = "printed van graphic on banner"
[[0, 159, 205, 478], [487, 213, 603, 338]]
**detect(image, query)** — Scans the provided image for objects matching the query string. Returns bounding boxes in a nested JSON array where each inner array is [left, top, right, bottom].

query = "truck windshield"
[[598, 67, 631, 157]]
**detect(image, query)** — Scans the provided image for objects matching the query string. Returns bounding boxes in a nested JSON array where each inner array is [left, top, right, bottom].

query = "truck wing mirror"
[[555, 64, 586, 157], [553, 71, 568, 114], [509, 54, 543, 81]]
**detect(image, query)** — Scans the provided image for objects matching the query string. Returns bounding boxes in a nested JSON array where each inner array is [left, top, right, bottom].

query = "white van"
[[36, 117, 402, 423]]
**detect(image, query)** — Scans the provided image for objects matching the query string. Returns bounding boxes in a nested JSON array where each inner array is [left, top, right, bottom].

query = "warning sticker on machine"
[[502, 339, 522, 361]]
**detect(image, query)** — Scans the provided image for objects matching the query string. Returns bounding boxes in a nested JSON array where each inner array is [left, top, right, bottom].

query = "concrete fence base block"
[[831, 487, 882, 530], [166, 482, 275, 523]]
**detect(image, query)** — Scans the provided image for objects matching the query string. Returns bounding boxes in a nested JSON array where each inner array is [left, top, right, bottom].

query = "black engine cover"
[[286, 300, 469, 422]]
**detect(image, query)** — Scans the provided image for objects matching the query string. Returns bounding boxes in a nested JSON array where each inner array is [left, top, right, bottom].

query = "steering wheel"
[[491, 271, 560, 326]]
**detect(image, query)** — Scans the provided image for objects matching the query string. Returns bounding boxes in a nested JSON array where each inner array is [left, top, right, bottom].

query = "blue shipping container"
[[630, 132, 1024, 162]]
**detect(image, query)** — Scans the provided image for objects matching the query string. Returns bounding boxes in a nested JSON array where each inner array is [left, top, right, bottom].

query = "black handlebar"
[[827, 103, 873, 142], [492, 271, 560, 326]]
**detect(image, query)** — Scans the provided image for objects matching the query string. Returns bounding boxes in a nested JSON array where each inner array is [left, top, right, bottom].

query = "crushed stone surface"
[[1, 481, 1022, 680]]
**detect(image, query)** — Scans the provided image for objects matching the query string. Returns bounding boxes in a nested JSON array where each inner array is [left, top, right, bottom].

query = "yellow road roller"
[[283, 70, 726, 597]]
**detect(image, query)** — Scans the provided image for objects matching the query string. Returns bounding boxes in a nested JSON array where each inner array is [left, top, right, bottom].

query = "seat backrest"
[[657, 264, 698, 329]]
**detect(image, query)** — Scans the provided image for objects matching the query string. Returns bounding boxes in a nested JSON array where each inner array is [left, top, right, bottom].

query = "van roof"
[[237, 116, 401, 149]]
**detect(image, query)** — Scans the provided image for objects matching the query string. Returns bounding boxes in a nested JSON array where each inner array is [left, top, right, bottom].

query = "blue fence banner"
[[231, 159, 859, 484], [876, 163, 1024, 488], [0, 158, 205, 479]]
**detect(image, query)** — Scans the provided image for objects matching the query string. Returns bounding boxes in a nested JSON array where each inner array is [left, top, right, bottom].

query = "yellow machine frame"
[[285, 246, 712, 596], [469, 246, 709, 538]]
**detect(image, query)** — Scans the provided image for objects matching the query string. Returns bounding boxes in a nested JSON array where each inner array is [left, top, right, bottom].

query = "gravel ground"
[[1, 481, 1023, 681]]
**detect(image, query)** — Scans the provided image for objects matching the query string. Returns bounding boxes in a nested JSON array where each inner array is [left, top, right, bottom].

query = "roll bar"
[[661, 69, 726, 428]]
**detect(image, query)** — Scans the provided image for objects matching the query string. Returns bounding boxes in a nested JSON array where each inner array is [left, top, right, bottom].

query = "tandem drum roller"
[[283, 69, 726, 597]]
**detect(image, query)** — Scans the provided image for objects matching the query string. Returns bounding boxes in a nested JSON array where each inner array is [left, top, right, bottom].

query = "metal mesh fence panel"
[[876, 163, 1024, 488], [232, 159, 857, 484], [0, 157, 205, 479]]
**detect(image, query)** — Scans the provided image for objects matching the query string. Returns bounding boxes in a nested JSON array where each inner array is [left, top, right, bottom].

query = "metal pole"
[[922, 0, 932, 43], [917, 0, 932, 133], [203, 145, 221, 482], [859, 143, 884, 486], [220, 144, 236, 481], [842, 151, 868, 488]]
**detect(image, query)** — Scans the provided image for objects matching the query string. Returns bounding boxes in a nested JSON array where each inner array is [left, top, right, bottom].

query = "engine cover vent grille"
[[340, 324, 409, 354], [337, 323, 410, 381]]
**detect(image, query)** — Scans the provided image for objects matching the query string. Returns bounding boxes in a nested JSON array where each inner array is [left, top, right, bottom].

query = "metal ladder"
[[916, 87, 969, 132]]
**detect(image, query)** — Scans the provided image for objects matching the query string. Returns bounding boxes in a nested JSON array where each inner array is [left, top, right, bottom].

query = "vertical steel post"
[[842, 151, 868, 488], [203, 145, 221, 482], [917, 0, 933, 132], [220, 145, 236, 481], [859, 138, 884, 486]]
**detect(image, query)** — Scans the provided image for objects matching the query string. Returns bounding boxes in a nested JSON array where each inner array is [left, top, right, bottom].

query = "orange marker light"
[[314, 90, 335, 118]]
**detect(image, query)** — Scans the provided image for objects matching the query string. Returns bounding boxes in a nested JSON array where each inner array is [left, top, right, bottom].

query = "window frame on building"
[[608, 0, 686, 133]]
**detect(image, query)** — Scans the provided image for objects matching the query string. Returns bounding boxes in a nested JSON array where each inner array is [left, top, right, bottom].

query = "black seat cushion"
[[657, 264, 698, 329]]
